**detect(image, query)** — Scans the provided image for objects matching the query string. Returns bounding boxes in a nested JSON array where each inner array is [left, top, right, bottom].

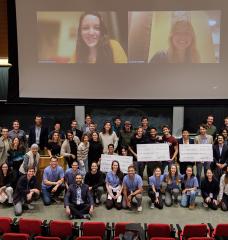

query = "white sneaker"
[[150, 203, 155, 209], [203, 202, 208, 208], [27, 204, 34, 210], [137, 206, 142, 212]]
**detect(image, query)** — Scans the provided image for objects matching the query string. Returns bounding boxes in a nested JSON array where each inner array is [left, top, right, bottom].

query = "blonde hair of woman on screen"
[[150, 20, 200, 63]]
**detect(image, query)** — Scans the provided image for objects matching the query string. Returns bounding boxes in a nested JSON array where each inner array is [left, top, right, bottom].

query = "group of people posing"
[[0, 114, 228, 218]]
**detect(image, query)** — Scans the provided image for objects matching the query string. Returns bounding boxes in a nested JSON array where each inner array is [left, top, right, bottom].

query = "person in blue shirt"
[[181, 166, 199, 210], [162, 164, 182, 207], [105, 160, 124, 210], [41, 157, 64, 206], [65, 173, 94, 220], [148, 167, 164, 209], [123, 165, 143, 212], [64, 161, 84, 189]]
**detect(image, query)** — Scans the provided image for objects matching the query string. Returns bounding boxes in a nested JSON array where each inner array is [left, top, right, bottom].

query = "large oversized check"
[[137, 144, 170, 162], [100, 154, 133, 173], [179, 144, 213, 162]]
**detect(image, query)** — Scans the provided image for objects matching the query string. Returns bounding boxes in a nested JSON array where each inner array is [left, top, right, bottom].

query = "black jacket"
[[64, 183, 93, 206], [84, 171, 104, 190], [13, 175, 39, 204], [28, 125, 48, 150], [212, 144, 228, 169], [201, 177, 219, 199]]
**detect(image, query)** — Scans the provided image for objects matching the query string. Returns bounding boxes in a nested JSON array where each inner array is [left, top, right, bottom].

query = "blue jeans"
[[181, 191, 197, 207], [42, 185, 64, 206]]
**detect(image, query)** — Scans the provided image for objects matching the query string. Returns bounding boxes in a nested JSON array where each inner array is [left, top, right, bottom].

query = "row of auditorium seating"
[[0, 217, 227, 240]]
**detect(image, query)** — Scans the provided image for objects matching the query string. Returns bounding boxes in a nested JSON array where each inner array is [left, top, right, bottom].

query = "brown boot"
[[189, 203, 195, 210]]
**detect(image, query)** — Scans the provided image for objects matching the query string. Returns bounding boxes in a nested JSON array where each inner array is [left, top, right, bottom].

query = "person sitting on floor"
[[65, 173, 94, 219]]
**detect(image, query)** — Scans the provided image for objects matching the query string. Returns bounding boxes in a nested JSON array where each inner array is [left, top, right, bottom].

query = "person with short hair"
[[162, 125, 178, 172], [141, 116, 151, 138], [84, 162, 104, 205], [48, 121, 65, 141], [201, 169, 219, 210], [61, 130, 79, 168], [148, 167, 164, 209], [19, 144, 40, 175], [119, 121, 135, 150], [28, 115, 48, 152], [41, 157, 64, 205], [0, 127, 11, 167], [105, 160, 124, 210], [218, 166, 228, 211], [181, 166, 199, 210], [122, 165, 143, 212], [81, 115, 93, 134], [70, 119, 82, 140], [112, 116, 122, 138], [206, 115, 217, 139], [65, 161, 84, 189], [107, 144, 117, 155], [8, 120, 26, 144], [65, 173, 94, 219], [194, 124, 213, 186], [13, 167, 40, 216]]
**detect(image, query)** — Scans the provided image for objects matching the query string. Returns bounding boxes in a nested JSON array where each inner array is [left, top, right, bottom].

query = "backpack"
[[119, 223, 145, 240]]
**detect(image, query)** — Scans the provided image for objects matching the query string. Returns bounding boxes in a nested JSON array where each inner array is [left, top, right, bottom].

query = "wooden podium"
[[37, 156, 67, 186]]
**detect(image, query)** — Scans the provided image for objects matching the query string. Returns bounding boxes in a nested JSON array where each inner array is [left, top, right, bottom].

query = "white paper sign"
[[137, 144, 170, 162], [179, 144, 213, 162], [100, 154, 133, 173]]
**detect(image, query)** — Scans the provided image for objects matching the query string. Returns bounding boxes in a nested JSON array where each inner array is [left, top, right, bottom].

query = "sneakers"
[[83, 214, 91, 220], [137, 206, 142, 212], [174, 200, 179, 207], [27, 204, 35, 210], [150, 203, 155, 209]]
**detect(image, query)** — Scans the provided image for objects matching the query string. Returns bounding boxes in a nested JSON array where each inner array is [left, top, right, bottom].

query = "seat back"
[[2, 233, 29, 240], [82, 222, 106, 237], [49, 220, 73, 238], [0, 217, 12, 234], [147, 224, 171, 238], [34, 236, 61, 240], [19, 218, 42, 235], [151, 238, 176, 240], [214, 224, 228, 237], [188, 238, 214, 240], [76, 237, 102, 240], [114, 222, 130, 237], [182, 224, 208, 239]]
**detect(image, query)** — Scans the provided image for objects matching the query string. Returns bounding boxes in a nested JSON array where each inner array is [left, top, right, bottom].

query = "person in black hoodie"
[[84, 162, 104, 205], [201, 168, 219, 210]]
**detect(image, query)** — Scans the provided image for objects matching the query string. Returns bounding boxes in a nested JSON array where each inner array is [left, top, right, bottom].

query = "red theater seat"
[[146, 224, 175, 239], [188, 238, 214, 240], [209, 223, 228, 238], [49, 220, 74, 239], [81, 222, 106, 238], [18, 218, 43, 235], [75, 237, 102, 240], [34, 237, 61, 240], [177, 224, 209, 240], [0, 217, 13, 234], [151, 238, 176, 240], [2, 233, 29, 240]]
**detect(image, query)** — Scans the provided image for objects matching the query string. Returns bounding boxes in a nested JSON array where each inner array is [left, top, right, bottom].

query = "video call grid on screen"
[[15, 0, 228, 99]]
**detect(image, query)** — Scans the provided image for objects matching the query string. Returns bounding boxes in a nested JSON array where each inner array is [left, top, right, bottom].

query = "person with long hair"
[[218, 166, 228, 211], [7, 137, 25, 180], [88, 132, 103, 170], [47, 131, 62, 157], [181, 166, 199, 210], [0, 163, 14, 205], [99, 120, 118, 154], [77, 134, 90, 175], [105, 160, 124, 210], [148, 167, 164, 209], [201, 168, 219, 210], [70, 12, 127, 63], [150, 20, 200, 63], [162, 164, 182, 207]]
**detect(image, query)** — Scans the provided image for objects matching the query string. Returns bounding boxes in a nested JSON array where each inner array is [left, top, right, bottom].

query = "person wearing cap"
[[19, 144, 40, 175], [119, 121, 135, 151]]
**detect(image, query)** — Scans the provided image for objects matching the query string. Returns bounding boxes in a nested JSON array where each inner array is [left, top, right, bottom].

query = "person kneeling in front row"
[[122, 165, 143, 212], [13, 167, 40, 216], [65, 173, 94, 219], [181, 166, 198, 210]]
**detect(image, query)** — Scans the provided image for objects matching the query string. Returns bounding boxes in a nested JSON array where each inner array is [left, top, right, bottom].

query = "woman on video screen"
[[70, 12, 127, 63], [150, 20, 200, 63]]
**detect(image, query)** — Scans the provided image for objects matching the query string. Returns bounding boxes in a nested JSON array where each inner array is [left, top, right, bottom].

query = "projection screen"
[[15, 0, 228, 99]]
